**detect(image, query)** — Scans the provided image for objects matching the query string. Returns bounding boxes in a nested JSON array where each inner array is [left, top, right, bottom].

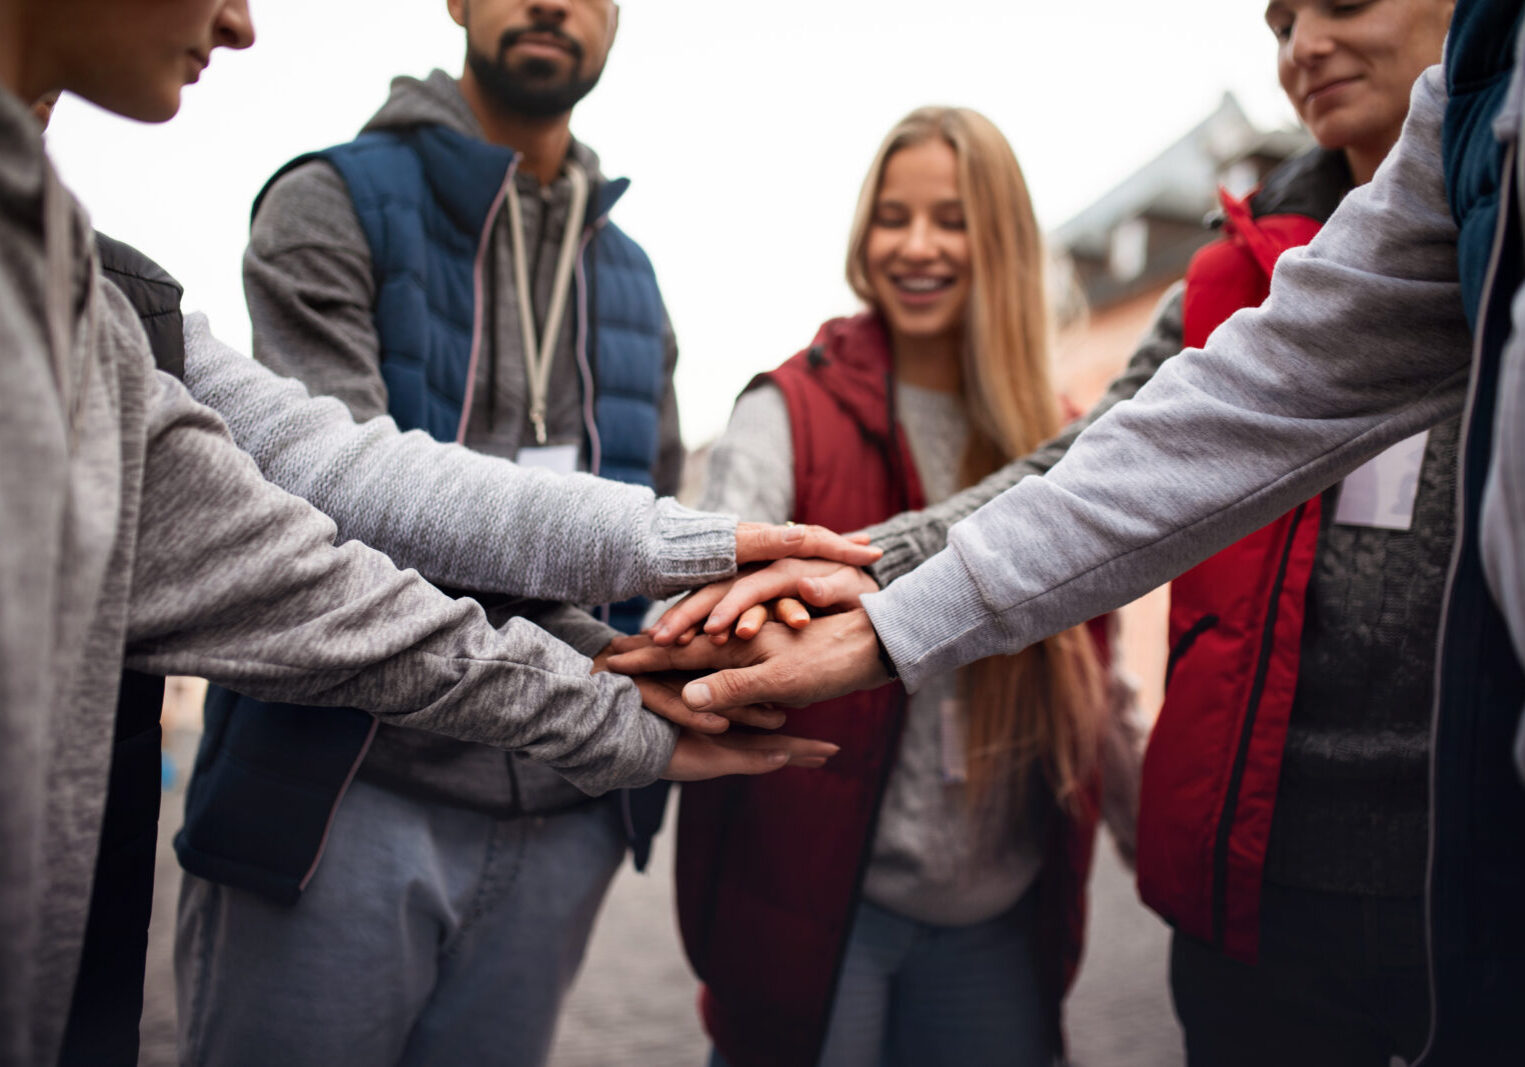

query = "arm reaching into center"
[[182, 313, 879, 606], [631, 67, 1469, 710]]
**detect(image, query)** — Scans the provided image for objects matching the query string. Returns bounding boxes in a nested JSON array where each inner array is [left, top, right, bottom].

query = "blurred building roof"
[[1050, 93, 1310, 315]]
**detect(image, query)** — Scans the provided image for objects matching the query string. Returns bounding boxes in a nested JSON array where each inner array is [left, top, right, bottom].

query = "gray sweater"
[[863, 66, 1470, 698], [242, 70, 687, 813], [0, 89, 672, 1066]]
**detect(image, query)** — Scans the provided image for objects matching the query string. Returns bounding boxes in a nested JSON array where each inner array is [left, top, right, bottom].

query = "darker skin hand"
[[607, 612, 890, 712], [592, 645, 786, 732]]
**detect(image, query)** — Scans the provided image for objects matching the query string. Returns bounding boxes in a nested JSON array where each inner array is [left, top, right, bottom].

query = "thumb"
[[799, 569, 869, 610], [683, 664, 785, 712]]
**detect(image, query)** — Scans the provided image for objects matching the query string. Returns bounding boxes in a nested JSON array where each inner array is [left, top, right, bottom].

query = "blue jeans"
[[711, 893, 1054, 1067], [175, 777, 624, 1067]]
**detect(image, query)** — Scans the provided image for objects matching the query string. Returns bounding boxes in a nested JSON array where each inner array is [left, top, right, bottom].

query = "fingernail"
[[768, 751, 789, 764], [700, 714, 727, 729], [801, 578, 821, 598], [686, 682, 713, 708], [652, 626, 669, 641]]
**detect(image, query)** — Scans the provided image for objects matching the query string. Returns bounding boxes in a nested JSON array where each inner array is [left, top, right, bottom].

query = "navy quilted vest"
[[1425, 2, 1525, 1060], [177, 127, 668, 902]]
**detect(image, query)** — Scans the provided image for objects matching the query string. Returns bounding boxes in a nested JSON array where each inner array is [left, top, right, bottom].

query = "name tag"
[[515, 444, 579, 476], [1333, 431, 1430, 531], [939, 697, 968, 784]]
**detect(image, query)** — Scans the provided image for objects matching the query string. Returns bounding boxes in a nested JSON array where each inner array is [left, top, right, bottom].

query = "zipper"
[[808, 375, 913, 1066], [1164, 613, 1220, 688], [456, 159, 518, 444], [573, 231, 600, 476], [298, 717, 379, 891], [1410, 137, 1518, 1067], [1210, 501, 1309, 947]]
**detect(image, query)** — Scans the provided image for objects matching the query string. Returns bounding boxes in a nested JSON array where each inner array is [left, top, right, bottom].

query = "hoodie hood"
[[361, 69, 604, 180]]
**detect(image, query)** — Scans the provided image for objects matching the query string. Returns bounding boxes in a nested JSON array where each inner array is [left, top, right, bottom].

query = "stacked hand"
[[649, 557, 881, 646], [601, 526, 895, 782]]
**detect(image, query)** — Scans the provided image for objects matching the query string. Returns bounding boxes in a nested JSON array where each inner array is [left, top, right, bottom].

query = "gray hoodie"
[[241, 70, 686, 813], [0, 89, 671, 1066]]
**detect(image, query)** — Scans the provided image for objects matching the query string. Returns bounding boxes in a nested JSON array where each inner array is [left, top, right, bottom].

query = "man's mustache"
[[498, 23, 585, 64]]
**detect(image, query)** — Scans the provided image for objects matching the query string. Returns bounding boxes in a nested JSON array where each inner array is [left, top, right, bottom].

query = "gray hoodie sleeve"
[[120, 324, 674, 794], [242, 160, 389, 419], [864, 65, 1471, 693], [866, 284, 1185, 587], [181, 313, 737, 601]]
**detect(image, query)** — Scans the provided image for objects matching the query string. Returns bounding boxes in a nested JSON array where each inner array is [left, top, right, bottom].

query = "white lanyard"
[[504, 160, 589, 445]]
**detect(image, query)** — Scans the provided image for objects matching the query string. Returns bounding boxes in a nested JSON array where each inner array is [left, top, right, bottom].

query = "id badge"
[[1333, 431, 1429, 531], [515, 443, 578, 476]]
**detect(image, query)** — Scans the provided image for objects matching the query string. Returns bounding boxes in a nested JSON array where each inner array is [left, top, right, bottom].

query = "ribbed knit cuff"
[[642, 499, 738, 595], [867, 534, 920, 588]]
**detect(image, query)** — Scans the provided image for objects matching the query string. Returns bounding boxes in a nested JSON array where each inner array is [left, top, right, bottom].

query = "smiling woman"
[[672, 106, 1119, 1067], [1265, 0, 1454, 182]]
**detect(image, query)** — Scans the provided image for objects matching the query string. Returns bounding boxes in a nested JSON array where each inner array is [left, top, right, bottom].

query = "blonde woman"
[[675, 107, 1118, 1067]]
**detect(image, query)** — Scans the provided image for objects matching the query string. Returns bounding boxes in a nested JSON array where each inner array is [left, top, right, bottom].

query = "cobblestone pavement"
[[143, 738, 1182, 1067]]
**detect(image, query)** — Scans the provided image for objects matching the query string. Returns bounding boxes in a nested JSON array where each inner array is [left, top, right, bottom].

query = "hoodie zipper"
[[456, 159, 519, 444]]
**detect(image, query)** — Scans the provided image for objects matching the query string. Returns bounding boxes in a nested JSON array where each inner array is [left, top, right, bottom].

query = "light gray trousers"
[[175, 777, 624, 1066]]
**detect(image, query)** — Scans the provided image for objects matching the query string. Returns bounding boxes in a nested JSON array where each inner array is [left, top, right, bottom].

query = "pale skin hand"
[[733, 522, 883, 568], [608, 613, 890, 713], [648, 558, 881, 646]]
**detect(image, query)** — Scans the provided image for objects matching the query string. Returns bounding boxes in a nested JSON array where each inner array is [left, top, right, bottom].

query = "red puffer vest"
[[1135, 187, 1325, 964], [677, 313, 1103, 1067]]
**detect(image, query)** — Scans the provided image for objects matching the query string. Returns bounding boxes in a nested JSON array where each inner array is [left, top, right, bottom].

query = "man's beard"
[[467, 24, 604, 119]]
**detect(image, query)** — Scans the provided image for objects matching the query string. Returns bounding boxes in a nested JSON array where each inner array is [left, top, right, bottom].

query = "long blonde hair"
[[846, 107, 1104, 814]]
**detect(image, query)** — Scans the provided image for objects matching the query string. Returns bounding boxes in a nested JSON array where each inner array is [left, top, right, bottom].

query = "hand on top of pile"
[[647, 557, 882, 647]]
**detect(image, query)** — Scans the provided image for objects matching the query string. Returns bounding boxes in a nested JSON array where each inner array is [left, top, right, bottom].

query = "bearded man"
[[173, 3, 692, 1064]]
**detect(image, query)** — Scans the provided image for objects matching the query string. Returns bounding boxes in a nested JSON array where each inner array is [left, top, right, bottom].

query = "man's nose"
[[527, 0, 572, 25]]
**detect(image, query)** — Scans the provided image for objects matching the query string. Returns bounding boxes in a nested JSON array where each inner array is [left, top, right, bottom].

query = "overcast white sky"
[[45, 1, 1298, 447]]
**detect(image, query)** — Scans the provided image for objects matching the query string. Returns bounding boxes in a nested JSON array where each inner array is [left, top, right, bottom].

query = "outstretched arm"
[[623, 67, 1469, 710], [648, 286, 1186, 642], [184, 314, 878, 604], [865, 283, 1186, 586], [125, 311, 832, 789], [866, 66, 1468, 692]]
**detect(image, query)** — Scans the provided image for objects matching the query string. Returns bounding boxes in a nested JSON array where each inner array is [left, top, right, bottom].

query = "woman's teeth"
[[896, 276, 951, 292]]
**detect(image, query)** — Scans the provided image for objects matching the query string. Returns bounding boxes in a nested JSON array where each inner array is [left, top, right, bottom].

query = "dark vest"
[[58, 235, 186, 1067], [679, 314, 1102, 1067], [1426, 2, 1525, 1060], [177, 126, 669, 903]]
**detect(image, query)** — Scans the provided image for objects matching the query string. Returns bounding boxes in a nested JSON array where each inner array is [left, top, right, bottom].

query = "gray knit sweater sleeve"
[[182, 313, 736, 601], [866, 283, 1185, 586], [122, 313, 674, 794], [864, 66, 1471, 692]]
